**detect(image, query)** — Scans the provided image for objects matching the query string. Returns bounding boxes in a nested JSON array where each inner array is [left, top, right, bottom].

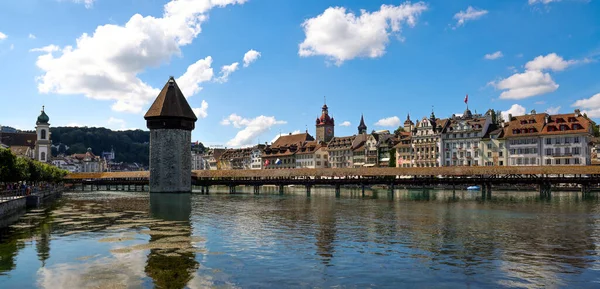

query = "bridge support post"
[[388, 183, 395, 194], [335, 184, 340, 198], [581, 183, 591, 198], [306, 185, 311, 197], [486, 183, 492, 199], [254, 186, 260, 195], [279, 185, 284, 195], [361, 184, 365, 197], [540, 182, 552, 199]]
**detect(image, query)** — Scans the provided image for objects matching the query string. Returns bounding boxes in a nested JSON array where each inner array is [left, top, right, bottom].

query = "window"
[[555, 138, 561, 144], [41, 129, 46, 140], [41, 152, 46, 161], [499, 143, 504, 149], [565, 158, 570, 165], [573, 147, 580, 155], [575, 158, 580, 164], [574, 137, 580, 143], [546, 138, 551, 145], [546, 159, 551, 165], [487, 152, 492, 158], [499, 151, 503, 157], [556, 159, 561, 165], [499, 161, 504, 166], [487, 143, 492, 149], [475, 151, 479, 158], [546, 148, 552, 156]]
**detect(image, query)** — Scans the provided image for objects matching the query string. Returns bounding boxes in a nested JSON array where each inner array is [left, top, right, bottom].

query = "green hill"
[[49, 127, 150, 165]]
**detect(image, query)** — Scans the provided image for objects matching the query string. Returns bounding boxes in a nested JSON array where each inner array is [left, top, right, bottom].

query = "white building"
[[35, 106, 51, 163], [441, 109, 492, 167], [296, 141, 328, 169], [411, 111, 447, 167]]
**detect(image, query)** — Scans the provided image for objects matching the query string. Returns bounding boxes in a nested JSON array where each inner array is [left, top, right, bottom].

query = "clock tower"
[[315, 100, 334, 143]]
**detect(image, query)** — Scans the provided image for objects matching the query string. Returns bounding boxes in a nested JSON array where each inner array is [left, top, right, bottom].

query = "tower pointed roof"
[[358, 114, 367, 133], [144, 77, 197, 121]]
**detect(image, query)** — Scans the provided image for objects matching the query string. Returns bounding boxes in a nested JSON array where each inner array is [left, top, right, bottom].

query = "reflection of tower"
[[315, 200, 337, 265], [146, 193, 198, 288], [315, 99, 335, 143], [144, 77, 198, 193], [35, 106, 51, 162], [36, 222, 51, 267]]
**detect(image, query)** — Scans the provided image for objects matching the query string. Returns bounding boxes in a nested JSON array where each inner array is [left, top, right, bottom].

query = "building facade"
[[539, 111, 593, 165], [480, 125, 507, 166], [263, 133, 314, 169], [441, 109, 491, 166], [411, 112, 447, 167], [295, 141, 328, 169]]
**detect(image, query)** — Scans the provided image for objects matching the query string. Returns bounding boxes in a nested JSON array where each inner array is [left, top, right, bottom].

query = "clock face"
[[326, 127, 333, 135]]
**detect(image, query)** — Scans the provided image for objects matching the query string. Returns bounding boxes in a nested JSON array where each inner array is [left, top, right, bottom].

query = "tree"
[[388, 148, 396, 167], [394, 126, 405, 136], [494, 110, 505, 124]]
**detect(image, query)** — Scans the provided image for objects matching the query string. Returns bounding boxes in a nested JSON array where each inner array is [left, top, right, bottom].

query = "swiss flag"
[[264, 159, 270, 166], [464, 94, 468, 104]]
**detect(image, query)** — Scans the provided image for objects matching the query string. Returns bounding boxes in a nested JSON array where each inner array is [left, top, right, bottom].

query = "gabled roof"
[[540, 113, 592, 136], [503, 113, 547, 138], [0, 132, 36, 148], [263, 133, 315, 158], [144, 77, 197, 121]]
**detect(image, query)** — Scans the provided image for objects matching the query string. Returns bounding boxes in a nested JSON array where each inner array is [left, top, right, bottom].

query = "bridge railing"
[[0, 189, 26, 202]]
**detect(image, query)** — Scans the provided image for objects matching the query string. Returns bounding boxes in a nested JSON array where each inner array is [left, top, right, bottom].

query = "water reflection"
[[0, 189, 599, 288], [146, 193, 198, 289]]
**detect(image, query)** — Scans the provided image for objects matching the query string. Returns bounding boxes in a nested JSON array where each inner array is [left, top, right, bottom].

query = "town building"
[[480, 124, 507, 166], [411, 111, 447, 167], [191, 150, 208, 170], [315, 102, 335, 144], [295, 141, 328, 169], [503, 112, 546, 166], [352, 116, 368, 167], [441, 108, 492, 166], [218, 144, 266, 170], [262, 133, 314, 169], [71, 148, 106, 172], [204, 148, 225, 170], [327, 134, 368, 168], [394, 132, 413, 167], [0, 107, 51, 163], [250, 145, 264, 169], [539, 110, 593, 165]]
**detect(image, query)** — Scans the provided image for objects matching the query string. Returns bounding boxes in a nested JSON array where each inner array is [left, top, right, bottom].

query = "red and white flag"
[[264, 159, 270, 166], [464, 94, 469, 104]]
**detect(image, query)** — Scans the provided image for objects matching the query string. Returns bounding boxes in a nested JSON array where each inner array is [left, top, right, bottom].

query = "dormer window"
[[560, 125, 567, 131], [529, 120, 535, 124]]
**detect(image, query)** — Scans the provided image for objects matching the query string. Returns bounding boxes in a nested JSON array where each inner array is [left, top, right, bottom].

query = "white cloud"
[[223, 114, 287, 147], [375, 116, 401, 127], [175, 56, 214, 98], [529, 0, 561, 5], [30, 0, 247, 114], [298, 3, 428, 65], [29, 33, 36, 39], [215, 62, 239, 83], [572, 93, 600, 117], [68, 0, 96, 9], [270, 130, 302, 144], [545, 106, 561, 114], [339, 121, 351, 127], [501, 104, 526, 120], [484, 51, 503, 60], [490, 53, 575, 100], [453, 6, 488, 28], [30, 45, 61, 53], [494, 70, 559, 99], [243, 49, 261, 67], [0, 32, 6, 40], [192, 100, 208, 119], [525, 53, 575, 72]]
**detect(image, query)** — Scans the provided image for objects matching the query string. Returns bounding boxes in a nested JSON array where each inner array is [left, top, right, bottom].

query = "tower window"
[[41, 152, 46, 161], [41, 129, 46, 140]]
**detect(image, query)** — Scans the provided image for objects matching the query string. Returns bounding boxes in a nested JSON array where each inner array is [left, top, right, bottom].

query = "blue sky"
[[1, 0, 599, 147]]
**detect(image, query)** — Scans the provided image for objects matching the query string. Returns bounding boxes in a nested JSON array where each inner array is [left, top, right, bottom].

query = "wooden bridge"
[[63, 166, 600, 198]]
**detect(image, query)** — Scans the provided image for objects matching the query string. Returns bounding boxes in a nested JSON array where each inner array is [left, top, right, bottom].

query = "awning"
[[363, 164, 376, 167]]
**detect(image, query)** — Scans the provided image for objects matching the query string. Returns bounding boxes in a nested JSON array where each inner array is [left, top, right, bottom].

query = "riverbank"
[[0, 187, 64, 228]]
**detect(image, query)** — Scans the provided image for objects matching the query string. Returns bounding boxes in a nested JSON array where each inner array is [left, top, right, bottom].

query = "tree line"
[[50, 127, 151, 165], [0, 148, 68, 184]]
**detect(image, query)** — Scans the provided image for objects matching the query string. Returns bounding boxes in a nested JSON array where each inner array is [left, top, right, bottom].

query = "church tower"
[[35, 106, 51, 162], [358, 114, 367, 134], [315, 99, 334, 143], [144, 77, 198, 193]]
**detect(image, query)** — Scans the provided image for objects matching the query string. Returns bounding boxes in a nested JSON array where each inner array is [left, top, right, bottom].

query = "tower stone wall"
[[149, 129, 191, 193], [145, 76, 197, 193]]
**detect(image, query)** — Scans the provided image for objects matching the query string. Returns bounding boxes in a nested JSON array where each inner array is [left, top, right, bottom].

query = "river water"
[[1, 188, 600, 288]]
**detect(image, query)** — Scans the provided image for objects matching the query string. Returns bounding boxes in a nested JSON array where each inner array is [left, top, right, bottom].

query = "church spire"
[[358, 114, 367, 134]]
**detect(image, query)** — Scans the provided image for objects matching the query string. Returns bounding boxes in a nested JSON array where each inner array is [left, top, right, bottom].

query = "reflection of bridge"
[[64, 166, 600, 197]]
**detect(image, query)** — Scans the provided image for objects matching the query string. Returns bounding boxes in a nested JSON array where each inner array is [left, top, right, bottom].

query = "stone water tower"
[[144, 77, 197, 193]]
